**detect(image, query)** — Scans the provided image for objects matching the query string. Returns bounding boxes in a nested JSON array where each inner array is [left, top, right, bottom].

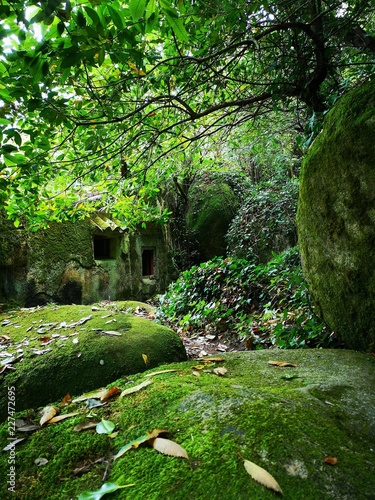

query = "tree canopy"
[[0, 0, 374, 228]]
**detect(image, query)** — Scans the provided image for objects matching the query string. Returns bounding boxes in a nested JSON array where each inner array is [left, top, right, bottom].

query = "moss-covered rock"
[[0, 304, 186, 418], [297, 79, 375, 351], [187, 182, 239, 261], [0, 349, 374, 499]]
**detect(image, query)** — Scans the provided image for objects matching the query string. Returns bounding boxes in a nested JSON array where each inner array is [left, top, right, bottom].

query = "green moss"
[[297, 78, 375, 350], [0, 304, 186, 418], [0, 349, 373, 499], [187, 183, 239, 260]]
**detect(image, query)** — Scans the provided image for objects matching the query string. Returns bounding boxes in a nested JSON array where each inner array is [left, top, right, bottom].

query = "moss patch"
[[0, 349, 374, 499], [0, 304, 186, 418], [297, 78, 375, 350]]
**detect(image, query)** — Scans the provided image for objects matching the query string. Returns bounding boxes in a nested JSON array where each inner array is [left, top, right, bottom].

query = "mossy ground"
[[1, 349, 374, 499], [0, 303, 186, 418]]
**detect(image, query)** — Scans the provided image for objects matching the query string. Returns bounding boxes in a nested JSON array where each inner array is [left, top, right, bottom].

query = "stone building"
[[0, 213, 176, 307]]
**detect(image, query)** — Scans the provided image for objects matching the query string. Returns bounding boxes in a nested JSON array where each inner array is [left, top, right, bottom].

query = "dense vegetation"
[[0, 1, 374, 229], [157, 248, 336, 349]]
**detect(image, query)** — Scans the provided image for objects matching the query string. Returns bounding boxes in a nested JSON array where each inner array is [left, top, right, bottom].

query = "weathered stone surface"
[[0, 349, 373, 499], [297, 79, 375, 351], [0, 304, 186, 418]]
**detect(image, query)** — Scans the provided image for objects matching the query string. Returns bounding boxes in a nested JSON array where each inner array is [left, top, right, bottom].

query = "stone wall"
[[0, 214, 175, 307]]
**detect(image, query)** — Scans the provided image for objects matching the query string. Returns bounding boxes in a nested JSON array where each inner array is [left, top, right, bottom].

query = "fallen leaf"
[[102, 330, 121, 336], [243, 458, 283, 494], [268, 360, 297, 367], [324, 456, 338, 465], [3, 438, 26, 451], [142, 353, 150, 366], [77, 481, 134, 500], [199, 356, 225, 362], [213, 367, 228, 376], [47, 412, 79, 424], [86, 399, 106, 409], [40, 406, 58, 426], [192, 370, 201, 377], [150, 437, 189, 459], [100, 386, 121, 402], [96, 420, 116, 435], [120, 379, 152, 398], [72, 388, 106, 403], [145, 369, 177, 377], [60, 393, 72, 406], [192, 365, 206, 371], [34, 457, 48, 466], [114, 429, 165, 460], [74, 421, 100, 432]]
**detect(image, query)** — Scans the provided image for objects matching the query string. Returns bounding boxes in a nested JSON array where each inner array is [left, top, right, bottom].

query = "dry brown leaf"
[[192, 370, 202, 377], [213, 367, 228, 376], [60, 393, 72, 406], [243, 458, 283, 494], [40, 406, 58, 426], [100, 386, 121, 402], [199, 357, 225, 363], [150, 437, 189, 459], [268, 360, 297, 367], [324, 456, 338, 465], [46, 412, 79, 424], [120, 379, 153, 398], [145, 369, 177, 377], [74, 421, 99, 432]]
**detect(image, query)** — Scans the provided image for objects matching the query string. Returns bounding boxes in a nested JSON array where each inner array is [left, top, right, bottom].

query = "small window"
[[142, 249, 154, 276], [93, 235, 115, 259]]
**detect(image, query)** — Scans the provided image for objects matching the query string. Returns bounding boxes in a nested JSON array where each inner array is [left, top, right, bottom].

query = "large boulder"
[[186, 182, 239, 261], [0, 350, 374, 499], [0, 303, 187, 418], [297, 79, 375, 351]]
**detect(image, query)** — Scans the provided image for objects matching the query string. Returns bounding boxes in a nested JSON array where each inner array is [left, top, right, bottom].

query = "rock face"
[[0, 349, 374, 499], [0, 304, 187, 418], [297, 79, 375, 351]]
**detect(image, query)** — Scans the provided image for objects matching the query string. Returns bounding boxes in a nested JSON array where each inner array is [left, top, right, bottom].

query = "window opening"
[[142, 249, 154, 276], [93, 235, 115, 259]]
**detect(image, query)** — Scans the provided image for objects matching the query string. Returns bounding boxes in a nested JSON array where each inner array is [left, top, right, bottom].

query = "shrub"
[[156, 248, 336, 349], [226, 179, 299, 263]]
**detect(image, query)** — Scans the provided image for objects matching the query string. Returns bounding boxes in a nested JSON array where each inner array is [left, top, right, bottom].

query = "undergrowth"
[[156, 248, 337, 349]]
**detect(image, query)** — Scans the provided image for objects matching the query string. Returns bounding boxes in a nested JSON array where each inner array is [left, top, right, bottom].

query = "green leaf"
[[129, 0, 147, 22], [107, 5, 124, 29], [162, 8, 188, 42], [96, 420, 115, 434], [77, 482, 134, 500], [145, 0, 156, 20]]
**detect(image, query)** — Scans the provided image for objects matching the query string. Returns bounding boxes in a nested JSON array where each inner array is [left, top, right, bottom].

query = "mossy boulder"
[[297, 79, 375, 351], [0, 303, 186, 418], [0, 349, 374, 499], [187, 182, 239, 261]]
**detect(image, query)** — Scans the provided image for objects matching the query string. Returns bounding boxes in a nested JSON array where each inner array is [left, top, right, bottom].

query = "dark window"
[[142, 249, 154, 275], [93, 235, 115, 259]]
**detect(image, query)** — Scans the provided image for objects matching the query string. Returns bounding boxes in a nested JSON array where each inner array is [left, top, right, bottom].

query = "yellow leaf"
[[40, 406, 58, 426], [142, 353, 150, 366], [47, 412, 79, 424], [128, 61, 146, 76], [268, 360, 297, 367], [243, 459, 283, 494], [120, 379, 153, 398], [150, 437, 189, 459]]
